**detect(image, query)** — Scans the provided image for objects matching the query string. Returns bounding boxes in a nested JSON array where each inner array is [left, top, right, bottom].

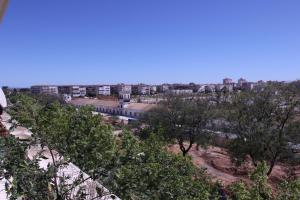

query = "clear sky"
[[0, 0, 300, 87]]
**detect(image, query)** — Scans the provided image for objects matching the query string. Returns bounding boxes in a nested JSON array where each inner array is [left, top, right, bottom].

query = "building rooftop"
[[70, 98, 119, 107], [126, 103, 156, 111], [70, 98, 156, 112]]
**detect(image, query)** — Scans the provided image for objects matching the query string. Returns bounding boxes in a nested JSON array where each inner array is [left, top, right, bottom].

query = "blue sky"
[[0, 0, 300, 87]]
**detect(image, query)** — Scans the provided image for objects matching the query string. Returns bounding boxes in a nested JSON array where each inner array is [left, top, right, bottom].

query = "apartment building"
[[158, 84, 170, 93], [79, 87, 86, 97], [58, 85, 86, 97], [117, 84, 132, 94], [85, 85, 98, 97], [150, 85, 157, 94], [169, 89, 193, 95], [71, 86, 81, 97], [223, 78, 233, 85], [98, 85, 111, 96], [31, 85, 58, 95], [119, 91, 131, 102], [238, 78, 247, 87], [138, 84, 151, 95], [242, 82, 255, 90], [58, 86, 72, 95]]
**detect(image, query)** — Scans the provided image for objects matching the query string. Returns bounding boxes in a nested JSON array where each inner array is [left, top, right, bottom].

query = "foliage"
[[227, 84, 299, 175], [5, 90, 300, 199], [229, 181, 251, 200], [33, 103, 116, 174], [229, 162, 272, 200], [0, 135, 53, 200], [108, 131, 216, 199], [8, 93, 42, 128], [4, 93, 117, 199], [277, 179, 300, 200], [143, 96, 214, 156]]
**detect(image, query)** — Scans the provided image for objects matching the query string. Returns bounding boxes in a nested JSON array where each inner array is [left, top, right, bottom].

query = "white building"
[[169, 89, 193, 95], [119, 91, 131, 101], [79, 87, 86, 97], [138, 85, 151, 95], [161, 84, 170, 93], [31, 85, 58, 95], [98, 86, 111, 96], [72, 86, 81, 97], [150, 86, 157, 94], [117, 84, 132, 94]]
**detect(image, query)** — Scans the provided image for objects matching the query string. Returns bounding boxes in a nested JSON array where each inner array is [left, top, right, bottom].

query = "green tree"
[[229, 162, 272, 200], [227, 84, 299, 175], [144, 97, 213, 156], [8, 93, 42, 128], [5, 94, 117, 199], [33, 103, 116, 178], [277, 179, 300, 200], [109, 131, 216, 199]]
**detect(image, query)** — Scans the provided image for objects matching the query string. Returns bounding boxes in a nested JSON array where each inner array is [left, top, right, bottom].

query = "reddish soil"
[[167, 144, 300, 187], [0, 122, 8, 137]]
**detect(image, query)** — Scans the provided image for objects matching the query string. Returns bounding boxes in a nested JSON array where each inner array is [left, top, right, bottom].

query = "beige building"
[[31, 85, 58, 95], [70, 98, 155, 118], [98, 85, 111, 96]]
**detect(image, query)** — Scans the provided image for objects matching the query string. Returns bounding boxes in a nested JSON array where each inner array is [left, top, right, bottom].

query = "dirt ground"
[[167, 144, 300, 187]]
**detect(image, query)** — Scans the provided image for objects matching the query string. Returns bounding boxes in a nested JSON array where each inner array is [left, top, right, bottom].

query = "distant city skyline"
[[1, 0, 300, 87]]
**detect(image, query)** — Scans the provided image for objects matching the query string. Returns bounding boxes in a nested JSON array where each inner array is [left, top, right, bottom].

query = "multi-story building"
[[98, 85, 111, 96], [238, 78, 247, 87], [79, 87, 86, 97], [58, 86, 72, 95], [85, 85, 98, 97], [159, 84, 170, 93], [119, 91, 131, 102], [150, 85, 157, 94], [223, 78, 233, 85], [71, 86, 81, 97], [58, 85, 86, 97], [138, 84, 151, 95], [117, 84, 132, 94], [169, 89, 193, 95], [131, 85, 139, 95], [31, 85, 58, 95], [242, 82, 255, 91]]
